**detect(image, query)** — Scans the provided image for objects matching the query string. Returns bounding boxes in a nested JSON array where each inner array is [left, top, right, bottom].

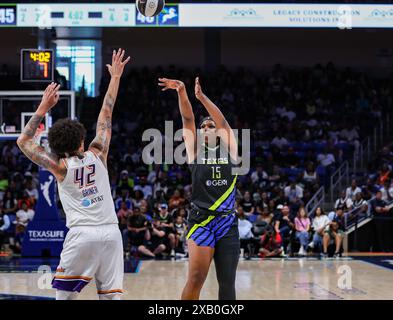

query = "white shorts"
[[52, 224, 124, 296]]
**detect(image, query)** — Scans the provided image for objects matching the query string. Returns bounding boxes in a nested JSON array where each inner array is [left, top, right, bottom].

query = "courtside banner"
[[3, 3, 393, 28]]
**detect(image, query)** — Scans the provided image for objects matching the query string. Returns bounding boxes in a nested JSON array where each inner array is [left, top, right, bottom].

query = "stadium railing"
[[305, 186, 325, 218]]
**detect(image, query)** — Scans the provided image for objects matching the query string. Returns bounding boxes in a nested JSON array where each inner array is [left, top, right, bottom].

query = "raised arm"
[[17, 83, 66, 181], [195, 77, 238, 161], [158, 78, 197, 163], [89, 48, 130, 166]]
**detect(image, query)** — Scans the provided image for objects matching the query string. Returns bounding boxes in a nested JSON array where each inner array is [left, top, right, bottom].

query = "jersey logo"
[[201, 157, 229, 165]]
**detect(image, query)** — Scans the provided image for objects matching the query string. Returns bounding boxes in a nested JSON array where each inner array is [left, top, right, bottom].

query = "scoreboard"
[[1, 3, 393, 29], [21, 49, 54, 82], [0, 4, 16, 26]]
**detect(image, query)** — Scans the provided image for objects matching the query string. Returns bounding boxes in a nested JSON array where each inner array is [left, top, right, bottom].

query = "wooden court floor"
[[1, 257, 393, 300]]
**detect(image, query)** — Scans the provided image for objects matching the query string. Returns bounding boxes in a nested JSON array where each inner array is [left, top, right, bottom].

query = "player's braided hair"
[[48, 118, 86, 158]]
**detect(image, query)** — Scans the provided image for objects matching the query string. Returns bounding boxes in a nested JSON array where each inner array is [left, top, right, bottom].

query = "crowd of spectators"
[[328, 140, 393, 253], [1, 63, 392, 258]]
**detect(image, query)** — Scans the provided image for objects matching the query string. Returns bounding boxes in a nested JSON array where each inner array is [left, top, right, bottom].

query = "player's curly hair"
[[48, 118, 86, 157]]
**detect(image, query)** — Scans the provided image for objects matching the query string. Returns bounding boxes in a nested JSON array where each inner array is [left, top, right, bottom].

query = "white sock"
[[56, 290, 78, 300]]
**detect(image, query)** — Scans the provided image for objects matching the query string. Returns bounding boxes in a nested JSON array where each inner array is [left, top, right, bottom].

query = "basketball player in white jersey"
[[17, 48, 130, 300]]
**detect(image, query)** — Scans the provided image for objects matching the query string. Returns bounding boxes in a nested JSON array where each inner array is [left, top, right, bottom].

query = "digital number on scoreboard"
[[21, 49, 54, 82], [0, 4, 17, 26]]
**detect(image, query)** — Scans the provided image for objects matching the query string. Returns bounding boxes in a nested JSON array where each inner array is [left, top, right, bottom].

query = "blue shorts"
[[186, 209, 237, 248]]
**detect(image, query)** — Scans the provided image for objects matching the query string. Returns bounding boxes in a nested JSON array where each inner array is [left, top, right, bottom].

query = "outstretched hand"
[[39, 82, 60, 113], [106, 48, 131, 78], [158, 78, 185, 92], [194, 77, 205, 100]]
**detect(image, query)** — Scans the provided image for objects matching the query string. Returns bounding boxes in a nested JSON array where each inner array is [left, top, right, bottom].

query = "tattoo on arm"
[[18, 114, 65, 177], [18, 140, 64, 175], [90, 115, 112, 154], [104, 94, 115, 111], [22, 114, 44, 138]]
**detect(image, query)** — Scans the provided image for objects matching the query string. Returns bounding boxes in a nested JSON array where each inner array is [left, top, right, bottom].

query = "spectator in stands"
[[172, 206, 189, 223], [380, 179, 393, 202], [271, 134, 289, 150], [258, 206, 273, 224], [145, 219, 167, 258], [0, 208, 11, 251], [340, 125, 360, 154], [237, 206, 254, 259], [17, 190, 34, 210], [284, 181, 304, 203], [323, 208, 345, 258], [302, 162, 319, 188], [168, 189, 185, 210], [361, 178, 380, 200], [352, 192, 368, 216], [317, 148, 335, 168], [251, 163, 268, 187], [116, 170, 134, 197], [259, 226, 283, 258], [132, 190, 145, 209], [1, 190, 18, 215], [334, 190, 353, 211], [370, 191, 392, 252], [140, 199, 154, 220], [134, 176, 153, 199], [240, 191, 255, 221], [294, 207, 311, 256], [309, 207, 331, 253], [24, 178, 38, 205], [274, 205, 294, 251], [377, 164, 391, 186], [155, 203, 176, 256], [346, 179, 362, 201], [10, 202, 34, 254], [117, 201, 133, 231], [15, 202, 34, 228], [123, 207, 151, 256], [114, 189, 133, 212]]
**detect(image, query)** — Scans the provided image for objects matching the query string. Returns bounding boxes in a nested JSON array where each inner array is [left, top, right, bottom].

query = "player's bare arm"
[[89, 48, 130, 166], [195, 77, 238, 161], [16, 82, 66, 181], [158, 78, 197, 162]]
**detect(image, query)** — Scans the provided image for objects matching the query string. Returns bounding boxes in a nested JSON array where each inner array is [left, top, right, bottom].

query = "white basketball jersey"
[[58, 151, 118, 228]]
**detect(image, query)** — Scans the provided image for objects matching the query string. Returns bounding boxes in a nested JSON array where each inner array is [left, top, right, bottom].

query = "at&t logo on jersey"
[[206, 179, 228, 187], [81, 195, 104, 208], [81, 199, 91, 207]]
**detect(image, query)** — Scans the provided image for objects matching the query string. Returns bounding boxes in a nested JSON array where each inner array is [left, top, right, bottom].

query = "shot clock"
[[21, 49, 54, 82]]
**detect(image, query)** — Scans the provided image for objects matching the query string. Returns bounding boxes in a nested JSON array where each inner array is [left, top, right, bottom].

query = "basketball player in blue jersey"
[[158, 77, 240, 300], [17, 49, 130, 300]]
